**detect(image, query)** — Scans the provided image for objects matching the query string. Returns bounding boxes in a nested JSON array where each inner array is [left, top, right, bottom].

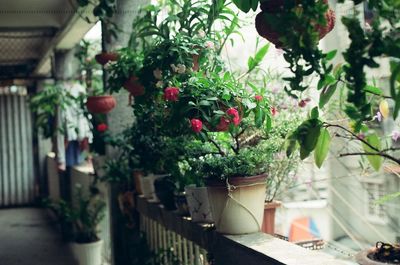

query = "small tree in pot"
[[47, 185, 106, 265]]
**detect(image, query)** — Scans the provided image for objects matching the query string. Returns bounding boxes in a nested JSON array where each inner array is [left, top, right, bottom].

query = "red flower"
[[97, 123, 108, 133], [216, 117, 230, 132], [298, 100, 307, 108], [255, 95, 263, 101], [190, 119, 203, 133], [226, 108, 240, 126], [270, 106, 278, 116], [164, 87, 179, 101]]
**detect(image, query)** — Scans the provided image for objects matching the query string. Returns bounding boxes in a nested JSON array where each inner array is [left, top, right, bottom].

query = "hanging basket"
[[95, 52, 119, 65], [255, 1, 336, 48], [206, 174, 267, 235], [86, 95, 116, 114], [123, 76, 145, 97]]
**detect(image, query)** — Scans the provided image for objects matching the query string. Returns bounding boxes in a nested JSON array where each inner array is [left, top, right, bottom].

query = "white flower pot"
[[92, 155, 106, 178], [71, 240, 103, 265], [207, 175, 267, 235], [185, 186, 213, 223], [141, 174, 165, 201]]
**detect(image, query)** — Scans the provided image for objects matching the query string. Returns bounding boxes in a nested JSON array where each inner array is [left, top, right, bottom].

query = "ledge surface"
[[136, 196, 354, 265]]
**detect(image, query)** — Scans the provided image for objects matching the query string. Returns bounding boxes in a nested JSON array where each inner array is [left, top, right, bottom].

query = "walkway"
[[0, 208, 77, 265]]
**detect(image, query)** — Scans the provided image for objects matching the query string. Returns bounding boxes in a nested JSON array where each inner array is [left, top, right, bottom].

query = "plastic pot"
[[184, 186, 213, 223], [206, 175, 267, 235], [154, 175, 176, 210], [71, 240, 103, 265], [86, 95, 116, 114]]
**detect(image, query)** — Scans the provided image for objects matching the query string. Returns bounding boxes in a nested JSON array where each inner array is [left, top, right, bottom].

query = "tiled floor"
[[0, 208, 76, 265]]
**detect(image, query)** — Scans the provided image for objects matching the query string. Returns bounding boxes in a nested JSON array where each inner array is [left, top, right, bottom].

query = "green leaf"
[[319, 82, 338, 108], [362, 133, 382, 171], [325, 50, 337, 61], [364, 85, 383, 96], [254, 43, 270, 63], [232, 0, 251, 12], [310, 107, 319, 119], [314, 128, 331, 168]]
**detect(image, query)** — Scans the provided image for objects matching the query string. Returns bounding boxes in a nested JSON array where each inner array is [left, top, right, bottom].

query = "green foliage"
[[314, 128, 331, 168], [362, 133, 383, 171], [45, 185, 106, 243], [30, 84, 77, 139], [75, 40, 103, 95]]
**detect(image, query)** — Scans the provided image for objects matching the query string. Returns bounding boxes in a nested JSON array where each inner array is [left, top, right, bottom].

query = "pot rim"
[[72, 239, 103, 246], [206, 174, 267, 187], [264, 201, 282, 209]]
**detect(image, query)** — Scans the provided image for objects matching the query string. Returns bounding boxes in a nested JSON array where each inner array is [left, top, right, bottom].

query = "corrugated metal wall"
[[0, 94, 35, 207]]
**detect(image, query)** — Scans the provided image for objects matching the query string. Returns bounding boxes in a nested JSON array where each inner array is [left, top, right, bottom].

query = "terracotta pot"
[[86, 95, 116, 114], [123, 76, 145, 97], [133, 170, 144, 195], [262, 201, 281, 234], [95, 52, 118, 65], [206, 175, 267, 235], [255, 1, 335, 48]]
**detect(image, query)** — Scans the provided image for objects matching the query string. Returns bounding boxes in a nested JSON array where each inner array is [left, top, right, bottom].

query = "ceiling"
[[0, 0, 95, 80]]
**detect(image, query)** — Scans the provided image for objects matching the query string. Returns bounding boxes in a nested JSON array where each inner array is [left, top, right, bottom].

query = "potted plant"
[[356, 242, 400, 265], [75, 40, 117, 114], [47, 184, 106, 265]]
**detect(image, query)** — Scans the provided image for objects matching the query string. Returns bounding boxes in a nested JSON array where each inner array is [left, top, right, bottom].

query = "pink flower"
[[254, 95, 263, 101], [226, 107, 240, 126], [298, 100, 307, 108], [392, 130, 400, 142], [373, 111, 382, 122], [190, 119, 203, 133], [97, 123, 108, 133], [205, 41, 215, 49], [164, 87, 179, 101], [270, 106, 278, 116]]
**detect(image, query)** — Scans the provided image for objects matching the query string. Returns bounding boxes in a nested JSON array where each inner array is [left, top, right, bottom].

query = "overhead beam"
[[33, 6, 96, 76]]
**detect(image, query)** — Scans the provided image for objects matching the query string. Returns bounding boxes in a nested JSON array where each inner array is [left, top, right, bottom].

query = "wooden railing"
[[136, 196, 354, 265]]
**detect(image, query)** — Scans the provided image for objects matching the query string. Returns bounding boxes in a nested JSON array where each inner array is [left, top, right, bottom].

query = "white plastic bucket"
[[185, 186, 213, 223], [207, 175, 267, 235], [71, 240, 103, 265]]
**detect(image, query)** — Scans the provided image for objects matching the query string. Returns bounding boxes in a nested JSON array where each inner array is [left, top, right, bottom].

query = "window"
[[365, 182, 387, 223]]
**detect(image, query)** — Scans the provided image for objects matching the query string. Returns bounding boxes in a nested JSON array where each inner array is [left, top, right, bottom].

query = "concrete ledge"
[[137, 196, 350, 265]]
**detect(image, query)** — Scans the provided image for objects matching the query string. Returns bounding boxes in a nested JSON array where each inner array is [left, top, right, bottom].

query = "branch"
[[207, 136, 225, 156], [324, 123, 380, 152], [339, 152, 400, 165]]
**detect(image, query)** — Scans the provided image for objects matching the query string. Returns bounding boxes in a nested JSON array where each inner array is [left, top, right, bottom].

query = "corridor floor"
[[0, 208, 77, 265]]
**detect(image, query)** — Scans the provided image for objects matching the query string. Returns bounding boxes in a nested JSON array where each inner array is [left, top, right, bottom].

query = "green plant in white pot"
[[48, 185, 106, 265]]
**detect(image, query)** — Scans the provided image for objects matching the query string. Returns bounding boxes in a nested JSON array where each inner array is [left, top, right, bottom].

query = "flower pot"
[[174, 191, 190, 216], [92, 155, 106, 178], [185, 186, 213, 223], [141, 174, 157, 200], [95, 52, 118, 65], [154, 175, 176, 211], [255, 2, 335, 48], [133, 170, 144, 195], [356, 245, 400, 265], [262, 201, 281, 235], [123, 76, 145, 97], [206, 175, 267, 235], [71, 240, 103, 265], [86, 95, 116, 114]]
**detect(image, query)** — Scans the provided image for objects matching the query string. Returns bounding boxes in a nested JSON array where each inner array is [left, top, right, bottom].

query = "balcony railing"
[[136, 196, 352, 265]]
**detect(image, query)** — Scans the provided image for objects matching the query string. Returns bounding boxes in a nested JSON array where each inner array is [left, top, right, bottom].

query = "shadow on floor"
[[0, 208, 77, 265]]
